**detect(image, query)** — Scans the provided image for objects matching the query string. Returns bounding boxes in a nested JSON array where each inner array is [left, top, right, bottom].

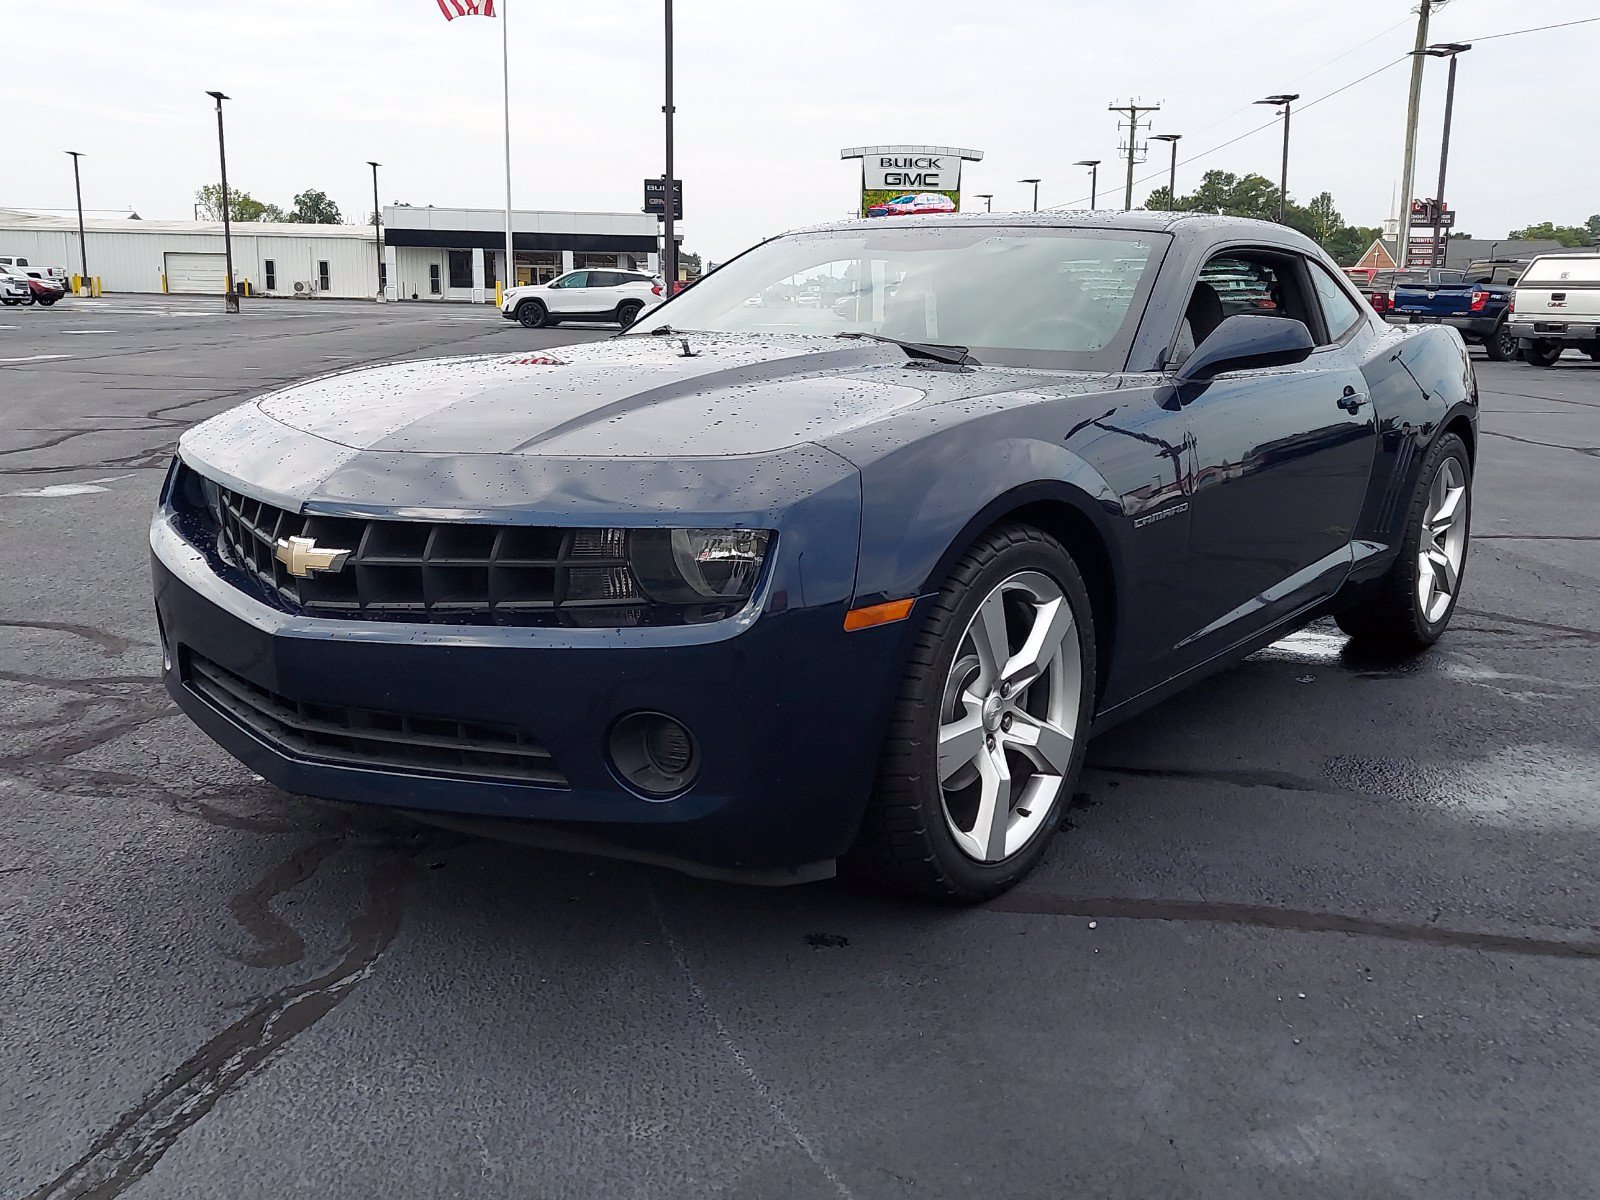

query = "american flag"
[[436, 0, 495, 18]]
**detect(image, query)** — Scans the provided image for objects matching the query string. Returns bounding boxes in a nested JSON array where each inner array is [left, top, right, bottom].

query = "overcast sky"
[[7, 0, 1597, 263]]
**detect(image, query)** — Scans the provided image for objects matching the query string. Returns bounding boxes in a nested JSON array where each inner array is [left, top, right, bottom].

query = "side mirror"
[[1175, 313, 1315, 383]]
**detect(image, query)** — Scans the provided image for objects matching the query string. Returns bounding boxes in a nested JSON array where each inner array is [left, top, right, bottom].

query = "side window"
[[427, 263, 441, 295], [1307, 261, 1363, 343], [1172, 250, 1312, 365], [318, 260, 331, 291], [590, 271, 620, 287], [263, 259, 276, 291], [553, 271, 588, 289]]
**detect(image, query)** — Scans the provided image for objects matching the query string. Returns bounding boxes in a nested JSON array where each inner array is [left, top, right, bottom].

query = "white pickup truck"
[[0, 255, 70, 288], [1508, 253, 1600, 367]]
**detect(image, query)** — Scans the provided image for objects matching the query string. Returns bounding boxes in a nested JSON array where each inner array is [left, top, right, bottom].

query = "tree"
[[1506, 219, 1596, 247], [1144, 170, 1379, 266], [194, 184, 284, 222], [679, 249, 703, 276], [284, 189, 343, 224]]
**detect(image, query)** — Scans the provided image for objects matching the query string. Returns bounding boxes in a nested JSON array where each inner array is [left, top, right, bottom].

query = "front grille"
[[216, 486, 645, 627], [185, 651, 567, 788]]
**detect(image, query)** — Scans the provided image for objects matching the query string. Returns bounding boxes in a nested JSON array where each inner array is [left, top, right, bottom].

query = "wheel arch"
[[1440, 405, 1477, 466], [920, 482, 1121, 702]]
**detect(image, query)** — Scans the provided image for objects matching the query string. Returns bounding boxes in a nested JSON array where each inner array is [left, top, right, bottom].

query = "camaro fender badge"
[[274, 535, 352, 577], [1132, 501, 1189, 529]]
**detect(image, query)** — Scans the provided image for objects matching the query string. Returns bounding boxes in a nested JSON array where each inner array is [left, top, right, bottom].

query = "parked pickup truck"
[[1508, 253, 1600, 367], [1390, 262, 1521, 361]]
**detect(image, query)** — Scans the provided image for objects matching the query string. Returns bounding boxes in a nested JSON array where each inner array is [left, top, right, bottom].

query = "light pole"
[[1074, 160, 1101, 210], [1254, 93, 1299, 223], [974, 193, 994, 213], [366, 161, 383, 297], [661, 0, 678, 292], [1423, 43, 1471, 269], [65, 151, 88, 291], [206, 90, 238, 313], [1150, 134, 1181, 208], [1019, 178, 1041, 212]]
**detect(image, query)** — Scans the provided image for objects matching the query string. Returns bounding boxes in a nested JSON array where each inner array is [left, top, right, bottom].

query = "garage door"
[[164, 252, 227, 294]]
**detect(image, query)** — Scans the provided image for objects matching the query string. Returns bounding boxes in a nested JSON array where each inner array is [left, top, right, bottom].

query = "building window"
[[263, 260, 276, 290], [317, 260, 330, 291], [378, 261, 386, 290], [576, 252, 624, 270], [448, 250, 474, 290], [428, 263, 441, 295]]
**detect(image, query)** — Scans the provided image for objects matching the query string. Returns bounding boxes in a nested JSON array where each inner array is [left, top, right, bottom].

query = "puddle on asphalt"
[[1250, 624, 1432, 678], [1325, 745, 1600, 826]]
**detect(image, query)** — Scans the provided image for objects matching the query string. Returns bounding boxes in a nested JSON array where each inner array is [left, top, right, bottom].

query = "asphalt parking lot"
[[3, 294, 1598, 1199]]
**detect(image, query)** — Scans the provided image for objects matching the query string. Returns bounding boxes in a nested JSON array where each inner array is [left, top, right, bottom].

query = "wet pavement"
[[2, 295, 1597, 1198]]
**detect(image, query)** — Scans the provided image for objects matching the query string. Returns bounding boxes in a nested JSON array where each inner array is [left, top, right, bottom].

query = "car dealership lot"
[[3, 296, 1598, 1198]]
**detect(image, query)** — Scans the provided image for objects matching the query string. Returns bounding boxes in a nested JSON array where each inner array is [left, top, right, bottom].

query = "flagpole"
[[501, 0, 513, 291]]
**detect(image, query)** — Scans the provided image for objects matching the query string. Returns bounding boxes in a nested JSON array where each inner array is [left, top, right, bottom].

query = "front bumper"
[[1508, 320, 1600, 348], [151, 503, 904, 875]]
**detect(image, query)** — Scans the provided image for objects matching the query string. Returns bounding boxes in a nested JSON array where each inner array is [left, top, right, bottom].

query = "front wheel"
[[37, 296, 57, 307], [1586, 348, 1600, 362], [847, 524, 1096, 903], [1483, 320, 1519, 362], [516, 300, 548, 329], [1335, 432, 1471, 651], [1523, 342, 1561, 367]]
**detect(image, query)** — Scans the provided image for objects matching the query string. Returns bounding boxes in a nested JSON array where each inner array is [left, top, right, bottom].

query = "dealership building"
[[0, 204, 665, 301]]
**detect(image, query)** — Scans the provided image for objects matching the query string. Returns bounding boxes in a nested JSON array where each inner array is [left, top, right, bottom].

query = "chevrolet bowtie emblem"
[[274, 535, 351, 578]]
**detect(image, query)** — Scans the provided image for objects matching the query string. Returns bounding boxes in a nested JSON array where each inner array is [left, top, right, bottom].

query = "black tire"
[[19, 293, 34, 306], [516, 300, 548, 329], [845, 524, 1097, 904], [37, 296, 57, 307], [1483, 320, 1519, 362], [617, 300, 644, 328], [0, 298, 18, 307], [1335, 432, 1471, 651], [1586, 348, 1600, 363], [1522, 342, 1561, 367]]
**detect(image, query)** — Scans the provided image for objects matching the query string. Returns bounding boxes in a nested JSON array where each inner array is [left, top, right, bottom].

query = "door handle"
[[1337, 386, 1368, 413]]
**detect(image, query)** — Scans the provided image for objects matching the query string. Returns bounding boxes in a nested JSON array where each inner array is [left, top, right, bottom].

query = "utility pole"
[[206, 90, 238, 313], [1150, 134, 1181, 207], [662, 0, 678, 293], [1425, 43, 1471, 270], [1108, 100, 1160, 209], [1075, 160, 1101, 209], [66, 151, 88, 290], [1396, 0, 1438, 268], [1255, 94, 1300, 223], [1019, 178, 1041, 211], [367, 161, 383, 297]]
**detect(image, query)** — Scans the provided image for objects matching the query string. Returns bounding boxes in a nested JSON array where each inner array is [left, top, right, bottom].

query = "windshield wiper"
[[835, 331, 977, 366]]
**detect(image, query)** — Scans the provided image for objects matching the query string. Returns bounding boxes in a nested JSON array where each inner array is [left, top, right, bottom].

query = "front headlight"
[[628, 528, 772, 605]]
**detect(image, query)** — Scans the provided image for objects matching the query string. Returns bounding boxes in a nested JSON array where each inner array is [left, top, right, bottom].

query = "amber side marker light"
[[843, 597, 916, 632]]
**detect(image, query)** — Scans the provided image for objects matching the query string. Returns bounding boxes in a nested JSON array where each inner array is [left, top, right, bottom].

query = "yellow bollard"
[[161, 272, 168, 294], [494, 280, 503, 308]]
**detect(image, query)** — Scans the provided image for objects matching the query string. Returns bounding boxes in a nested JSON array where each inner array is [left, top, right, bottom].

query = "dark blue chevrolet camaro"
[[152, 212, 1477, 901]]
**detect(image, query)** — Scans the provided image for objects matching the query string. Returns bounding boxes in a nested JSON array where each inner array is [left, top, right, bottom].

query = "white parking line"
[[59, 330, 118, 335], [0, 354, 71, 364]]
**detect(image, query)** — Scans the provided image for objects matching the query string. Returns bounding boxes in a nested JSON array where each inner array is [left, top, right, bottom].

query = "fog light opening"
[[609, 711, 701, 800]]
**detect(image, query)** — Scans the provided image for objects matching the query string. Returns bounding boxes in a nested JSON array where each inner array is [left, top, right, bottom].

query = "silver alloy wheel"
[[937, 570, 1081, 863], [1417, 457, 1469, 624]]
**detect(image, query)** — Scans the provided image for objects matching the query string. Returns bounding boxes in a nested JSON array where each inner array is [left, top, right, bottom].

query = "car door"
[[1170, 247, 1378, 668], [582, 270, 624, 314], [546, 271, 589, 313]]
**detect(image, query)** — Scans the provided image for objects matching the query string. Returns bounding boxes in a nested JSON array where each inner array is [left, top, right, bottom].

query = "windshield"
[[632, 225, 1169, 370]]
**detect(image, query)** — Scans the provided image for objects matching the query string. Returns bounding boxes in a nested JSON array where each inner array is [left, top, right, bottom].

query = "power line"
[[1051, 55, 1409, 210], [1466, 16, 1600, 42]]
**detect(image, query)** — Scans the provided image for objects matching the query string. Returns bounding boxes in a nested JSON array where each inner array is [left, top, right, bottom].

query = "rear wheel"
[[1335, 432, 1471, 651], [1483, 320, 1519, 362], [617, 300, 644, 327], [1586, 348, 1600, 362], [516, 300, 548, 329], [1523, 342, 1561, 367], [847, 524, 1095, 903]]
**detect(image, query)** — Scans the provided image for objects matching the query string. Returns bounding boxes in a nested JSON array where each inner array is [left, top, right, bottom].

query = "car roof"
[[783, 209, 1325, 252]]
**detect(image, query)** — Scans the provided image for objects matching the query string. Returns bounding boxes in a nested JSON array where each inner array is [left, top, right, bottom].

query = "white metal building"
[[0, 208, 379, 298], [0, 204, 666, 302]]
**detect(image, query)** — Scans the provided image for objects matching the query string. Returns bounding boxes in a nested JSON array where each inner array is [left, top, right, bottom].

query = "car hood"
[[247, 332, 1119, 459]]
